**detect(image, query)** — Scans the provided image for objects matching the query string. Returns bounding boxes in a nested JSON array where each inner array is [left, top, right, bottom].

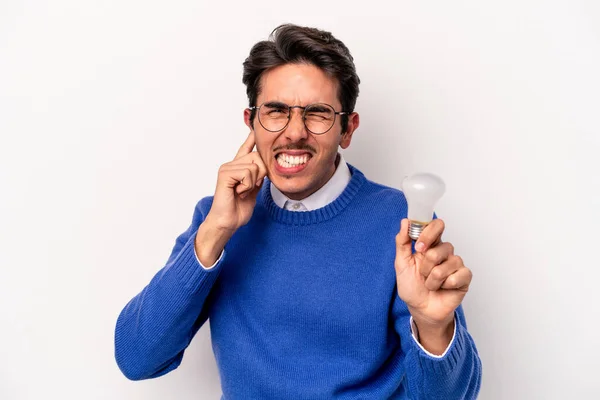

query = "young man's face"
[[244, 63, 359, 200]]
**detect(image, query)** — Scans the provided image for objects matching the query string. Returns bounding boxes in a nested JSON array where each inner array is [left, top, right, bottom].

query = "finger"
[[441, 265, 472, 291], [226, 162, 260, 188], [395, 219, 414, 271], [415, 218, 445, 253], [242, 152, 269, 185], [233, 151, 268, 185], [241, 180, 263, 200], [234, 131, 256, 160], [419, 242, 454, 278], [237, 165, 259, 194], [424, 256, 462, 291], [234, 167, 258, 195], [218, 165, 255, 194], [220, 163, 258, 187]]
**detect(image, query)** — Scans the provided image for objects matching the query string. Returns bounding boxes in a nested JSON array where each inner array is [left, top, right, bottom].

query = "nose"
[[283, 108, 309, 142]]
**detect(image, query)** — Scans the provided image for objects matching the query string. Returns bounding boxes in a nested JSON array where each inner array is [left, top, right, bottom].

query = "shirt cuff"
[[410, 315, 456, 358], [194, 247, 225, 270]]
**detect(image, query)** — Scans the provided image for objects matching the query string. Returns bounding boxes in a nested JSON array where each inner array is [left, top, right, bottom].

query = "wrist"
[[195, 217, 234, 266], [414, 317, 454, 338], [411, 312, 455, 356]]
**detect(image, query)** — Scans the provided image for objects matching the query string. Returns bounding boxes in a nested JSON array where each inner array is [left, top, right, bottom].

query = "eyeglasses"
[[249, 101, 349, 135]]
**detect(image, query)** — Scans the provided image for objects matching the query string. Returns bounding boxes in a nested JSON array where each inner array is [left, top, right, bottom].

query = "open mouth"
[[274, 152, 313, 174]]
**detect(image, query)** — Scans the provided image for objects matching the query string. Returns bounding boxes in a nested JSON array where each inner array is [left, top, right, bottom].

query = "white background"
[[1, 1, 599, 399]]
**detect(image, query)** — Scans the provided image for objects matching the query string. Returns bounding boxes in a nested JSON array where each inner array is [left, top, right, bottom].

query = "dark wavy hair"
[[242, 24, 360, 133]]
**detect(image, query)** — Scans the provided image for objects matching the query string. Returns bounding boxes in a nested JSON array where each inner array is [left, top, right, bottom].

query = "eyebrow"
[[306, 104, 331, 112], [262, 101, 334, 112], [263, 101, 289, 109]]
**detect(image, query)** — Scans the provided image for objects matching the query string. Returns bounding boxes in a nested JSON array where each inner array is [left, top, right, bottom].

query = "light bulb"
[[401, 172, 446, 240]]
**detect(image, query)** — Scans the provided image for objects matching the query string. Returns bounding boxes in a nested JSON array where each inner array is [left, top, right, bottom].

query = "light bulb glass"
[[401, 173, 446, 240]]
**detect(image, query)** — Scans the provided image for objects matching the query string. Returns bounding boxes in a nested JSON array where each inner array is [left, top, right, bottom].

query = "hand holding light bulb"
[[394, 173, 473, 356]]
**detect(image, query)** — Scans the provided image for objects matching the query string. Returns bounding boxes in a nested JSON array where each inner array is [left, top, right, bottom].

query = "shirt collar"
[[270, 153, 352, 211]]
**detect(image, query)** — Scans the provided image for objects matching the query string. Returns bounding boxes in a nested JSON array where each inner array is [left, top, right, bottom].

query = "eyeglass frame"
[[249, 102, 350, 135]]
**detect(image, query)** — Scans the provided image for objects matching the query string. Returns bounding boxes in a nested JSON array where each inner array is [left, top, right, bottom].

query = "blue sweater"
[[115, 164, 482, 399]]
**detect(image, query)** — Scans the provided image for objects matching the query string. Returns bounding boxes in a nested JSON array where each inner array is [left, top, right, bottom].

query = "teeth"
[[277, 153, 310, 168]]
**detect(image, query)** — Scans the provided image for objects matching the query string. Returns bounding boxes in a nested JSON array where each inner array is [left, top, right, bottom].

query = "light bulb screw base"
[[408, 221, 427, 241]]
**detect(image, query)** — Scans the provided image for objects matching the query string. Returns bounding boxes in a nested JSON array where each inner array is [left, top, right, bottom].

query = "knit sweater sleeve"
[[114, 197, 223, 381], [393, 296, 482, 399]]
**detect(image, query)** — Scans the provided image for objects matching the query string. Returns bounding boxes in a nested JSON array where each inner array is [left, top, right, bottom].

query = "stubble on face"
[[252, 63, 345, 200]]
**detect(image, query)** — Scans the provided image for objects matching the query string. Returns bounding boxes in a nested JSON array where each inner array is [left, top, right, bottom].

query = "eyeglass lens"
[[257, 103, 336, 134]]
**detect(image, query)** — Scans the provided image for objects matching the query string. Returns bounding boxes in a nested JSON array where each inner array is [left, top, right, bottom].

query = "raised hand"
[[394, 218, 473, 353], [195, 131, 268, 266], [206, 131, 268, 233]]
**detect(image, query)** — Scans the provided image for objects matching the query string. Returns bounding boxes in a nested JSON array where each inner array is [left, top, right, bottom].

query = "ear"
[[340, 112, 360, 149], [244, 108, 254, 130]]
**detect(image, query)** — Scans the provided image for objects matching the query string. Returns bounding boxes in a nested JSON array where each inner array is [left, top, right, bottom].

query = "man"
[[115, 24, 482, 399]]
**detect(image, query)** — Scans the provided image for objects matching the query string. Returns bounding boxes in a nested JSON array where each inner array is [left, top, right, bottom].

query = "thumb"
[[395, 219, 415, 269]]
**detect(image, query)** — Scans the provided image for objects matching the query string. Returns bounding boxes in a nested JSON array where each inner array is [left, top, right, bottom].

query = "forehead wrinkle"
[[256, 64, 341, 109]]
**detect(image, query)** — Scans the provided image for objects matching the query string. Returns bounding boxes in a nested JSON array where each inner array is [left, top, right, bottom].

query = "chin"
[[271, 176, 313, 198], [273, 177, 305, 191]]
